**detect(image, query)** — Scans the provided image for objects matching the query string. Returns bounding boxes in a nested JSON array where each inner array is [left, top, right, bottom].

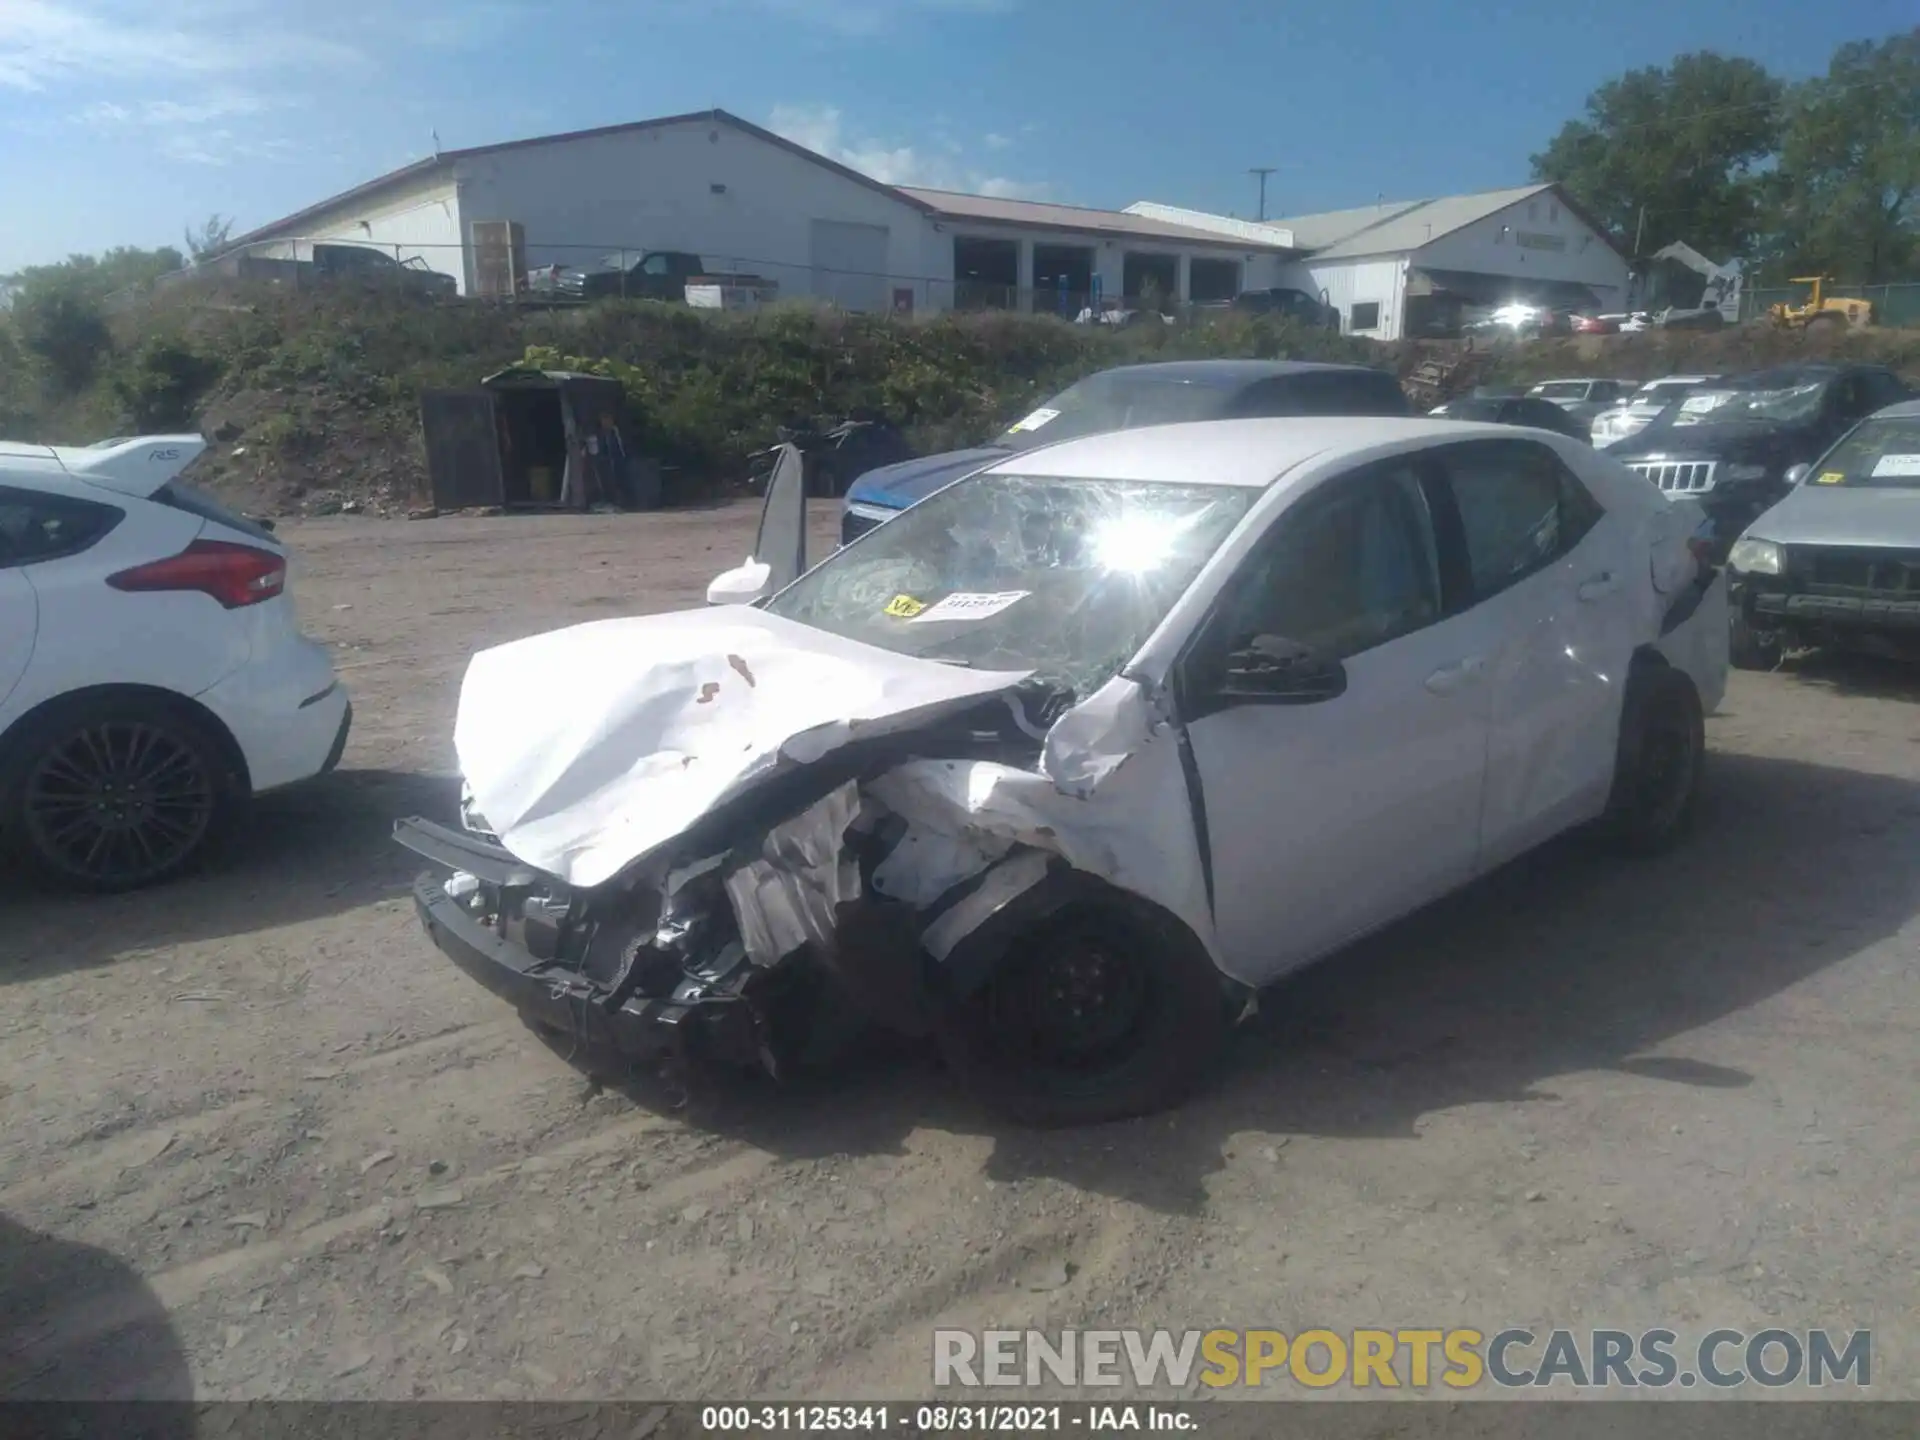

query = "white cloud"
[[7, 1, 376, 165], [0, 0, 361, 91], [721, 0, 1013, 37], [983, 132, 1012, 150], [768, 103, 1047, 199], [72, 81, 281, 164], [79, 93, 270, 127]]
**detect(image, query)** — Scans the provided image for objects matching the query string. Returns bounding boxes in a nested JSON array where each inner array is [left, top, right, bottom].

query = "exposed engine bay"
[[395, 628, 1229, 1124]]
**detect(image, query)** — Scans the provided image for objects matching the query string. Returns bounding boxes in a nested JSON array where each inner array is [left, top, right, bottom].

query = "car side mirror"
[[1219, 634, 1347, 704], [1783, 463, 1811, 487], [708, 442, 807, 606], [706, 559, 772, 606]]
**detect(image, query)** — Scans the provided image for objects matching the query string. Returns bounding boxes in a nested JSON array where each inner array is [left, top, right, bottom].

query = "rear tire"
[[1729, 612, 1785, 671], [934, 898, 1228, 1127], [1, 693, 244, 892], [1597, 664, 1704, 857]]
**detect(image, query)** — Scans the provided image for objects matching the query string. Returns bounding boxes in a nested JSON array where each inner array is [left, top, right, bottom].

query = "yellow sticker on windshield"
[[1816, 471, 1846, 484], [883, 594, 927, 618]]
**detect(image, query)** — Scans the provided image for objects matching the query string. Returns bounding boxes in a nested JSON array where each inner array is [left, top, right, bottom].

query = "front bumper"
[[1732, 549, 1920, 641], [412, 874, 701, 1062], [398, 817, 759, 1065]]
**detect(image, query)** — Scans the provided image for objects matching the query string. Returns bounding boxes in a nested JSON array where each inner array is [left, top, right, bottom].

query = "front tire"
[[934, 898, 1228, 1127], [2, 693, 244, 892], [1597, 664, 1704, 856]]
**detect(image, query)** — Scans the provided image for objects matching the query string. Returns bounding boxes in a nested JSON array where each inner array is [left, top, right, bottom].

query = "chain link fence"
[[120, 238, 1232, 323]]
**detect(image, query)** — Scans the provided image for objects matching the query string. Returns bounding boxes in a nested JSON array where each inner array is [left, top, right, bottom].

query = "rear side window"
[[1437, 439, 1605, 600], [1862, 369, 1912, 411], [1231, 370, 1408, 419], [0, 486, 124, 567], [153, 480, 279, 544]]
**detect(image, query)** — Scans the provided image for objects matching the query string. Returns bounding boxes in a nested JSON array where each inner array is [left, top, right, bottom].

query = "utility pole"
[[1248, 167, 1277, 222]]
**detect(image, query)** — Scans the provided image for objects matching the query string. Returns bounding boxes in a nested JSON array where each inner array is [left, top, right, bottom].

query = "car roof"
[[988, 416, 1517, 489], [1870, 399, 1920, 419], [1531, 377, 1609, 385], [1097, 359, 1383, 388]]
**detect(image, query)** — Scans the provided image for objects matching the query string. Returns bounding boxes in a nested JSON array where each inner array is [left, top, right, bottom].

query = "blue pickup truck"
[[839, 359, 1410, 545]]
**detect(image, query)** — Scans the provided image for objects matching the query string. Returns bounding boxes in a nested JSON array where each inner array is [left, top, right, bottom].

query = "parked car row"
[[6, 352, 1914, 1128]]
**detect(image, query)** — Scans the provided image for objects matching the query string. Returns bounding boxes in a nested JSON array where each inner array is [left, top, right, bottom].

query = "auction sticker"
[[1815, 471, 1847, 484], [1871, 453, 1920, 478], [882, 593, 927, 618], [907, 590, 1030, 623], [1007, 407, 1061, 434]]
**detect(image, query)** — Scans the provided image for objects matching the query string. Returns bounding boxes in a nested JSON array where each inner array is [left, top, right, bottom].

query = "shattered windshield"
[[765, 473, 1254, 698], [1803, 417, 1920, 489], [996, 373, 1233, 452], [1667, 375, 1827, 428]]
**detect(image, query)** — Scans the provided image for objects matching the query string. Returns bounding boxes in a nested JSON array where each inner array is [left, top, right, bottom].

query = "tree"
[[1770, 28, 1919, 283], [2, 245, 186, 306], [1530, 52, 1783, 261], [0, 246, 182, 396], [12, 282, 112, 394], [184, 214, 234, 262]]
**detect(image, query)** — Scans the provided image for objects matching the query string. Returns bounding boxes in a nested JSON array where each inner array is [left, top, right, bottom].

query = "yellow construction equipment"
[[1769, 276, 1875, 331]]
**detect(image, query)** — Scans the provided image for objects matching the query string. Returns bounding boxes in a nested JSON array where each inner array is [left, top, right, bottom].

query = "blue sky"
[[1, 0, 1911, 272]]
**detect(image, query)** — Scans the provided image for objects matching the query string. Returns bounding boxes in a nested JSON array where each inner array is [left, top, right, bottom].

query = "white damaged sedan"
[[397, 417, 1728, 1125]]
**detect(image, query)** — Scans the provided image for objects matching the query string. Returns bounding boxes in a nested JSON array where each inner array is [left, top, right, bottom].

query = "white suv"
[[0, 436, 350, 890]]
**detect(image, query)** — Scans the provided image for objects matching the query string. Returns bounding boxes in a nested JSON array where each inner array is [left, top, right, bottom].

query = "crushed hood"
[[454, 606, 1032, 887]]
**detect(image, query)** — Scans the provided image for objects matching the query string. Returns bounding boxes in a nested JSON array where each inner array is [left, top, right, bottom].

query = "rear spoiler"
[[54, 435, 208, 498]]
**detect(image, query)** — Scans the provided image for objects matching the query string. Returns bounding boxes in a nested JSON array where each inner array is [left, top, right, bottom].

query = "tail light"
[[107, 539, 287, 608]]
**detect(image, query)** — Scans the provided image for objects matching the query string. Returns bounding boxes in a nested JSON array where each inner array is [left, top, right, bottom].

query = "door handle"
[[1424, 656, 1485, 695], [1577, 571, 1620, 602]]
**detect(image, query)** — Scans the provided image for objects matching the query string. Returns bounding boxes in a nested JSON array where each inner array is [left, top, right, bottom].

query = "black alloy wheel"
[[12, 705, 231, 891]]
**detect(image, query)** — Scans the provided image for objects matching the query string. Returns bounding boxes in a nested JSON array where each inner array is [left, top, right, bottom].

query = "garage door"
[[809, 220, 890, 312]]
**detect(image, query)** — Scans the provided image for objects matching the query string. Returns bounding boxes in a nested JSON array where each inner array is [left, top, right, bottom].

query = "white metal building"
[[220, 110, 1299, 313], [1127, 184, 1633, 339]]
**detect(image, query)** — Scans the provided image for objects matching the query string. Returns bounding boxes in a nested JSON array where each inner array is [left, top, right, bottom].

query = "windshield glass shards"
[[1667, 377, 1827, 428], [766, 473, 1253, 698]]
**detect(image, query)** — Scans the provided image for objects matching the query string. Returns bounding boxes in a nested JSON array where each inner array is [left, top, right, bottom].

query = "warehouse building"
[[219, 109, 1301, 313], [1129, 184, 1632, 339]]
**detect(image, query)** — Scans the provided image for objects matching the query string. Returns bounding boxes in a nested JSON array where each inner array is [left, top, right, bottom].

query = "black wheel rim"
[[23, 721, 215, 884], [986, 918, 1151, 1073], [1635, 710, 1697, 834]]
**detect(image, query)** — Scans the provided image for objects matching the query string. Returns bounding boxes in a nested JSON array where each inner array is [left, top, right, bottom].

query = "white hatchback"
[[0, 436, 350, 890]]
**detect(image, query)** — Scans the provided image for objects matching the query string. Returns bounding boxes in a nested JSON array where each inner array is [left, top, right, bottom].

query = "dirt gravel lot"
[[3, 505, 1918, 1408]]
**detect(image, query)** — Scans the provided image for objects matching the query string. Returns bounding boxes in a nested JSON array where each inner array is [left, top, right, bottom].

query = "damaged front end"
[[396, 679, 1158, 1097]]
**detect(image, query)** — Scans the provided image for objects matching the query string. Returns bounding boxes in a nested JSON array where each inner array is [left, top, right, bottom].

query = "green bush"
[[13, 284, 112, 395], [108, 337, 223, 432]]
